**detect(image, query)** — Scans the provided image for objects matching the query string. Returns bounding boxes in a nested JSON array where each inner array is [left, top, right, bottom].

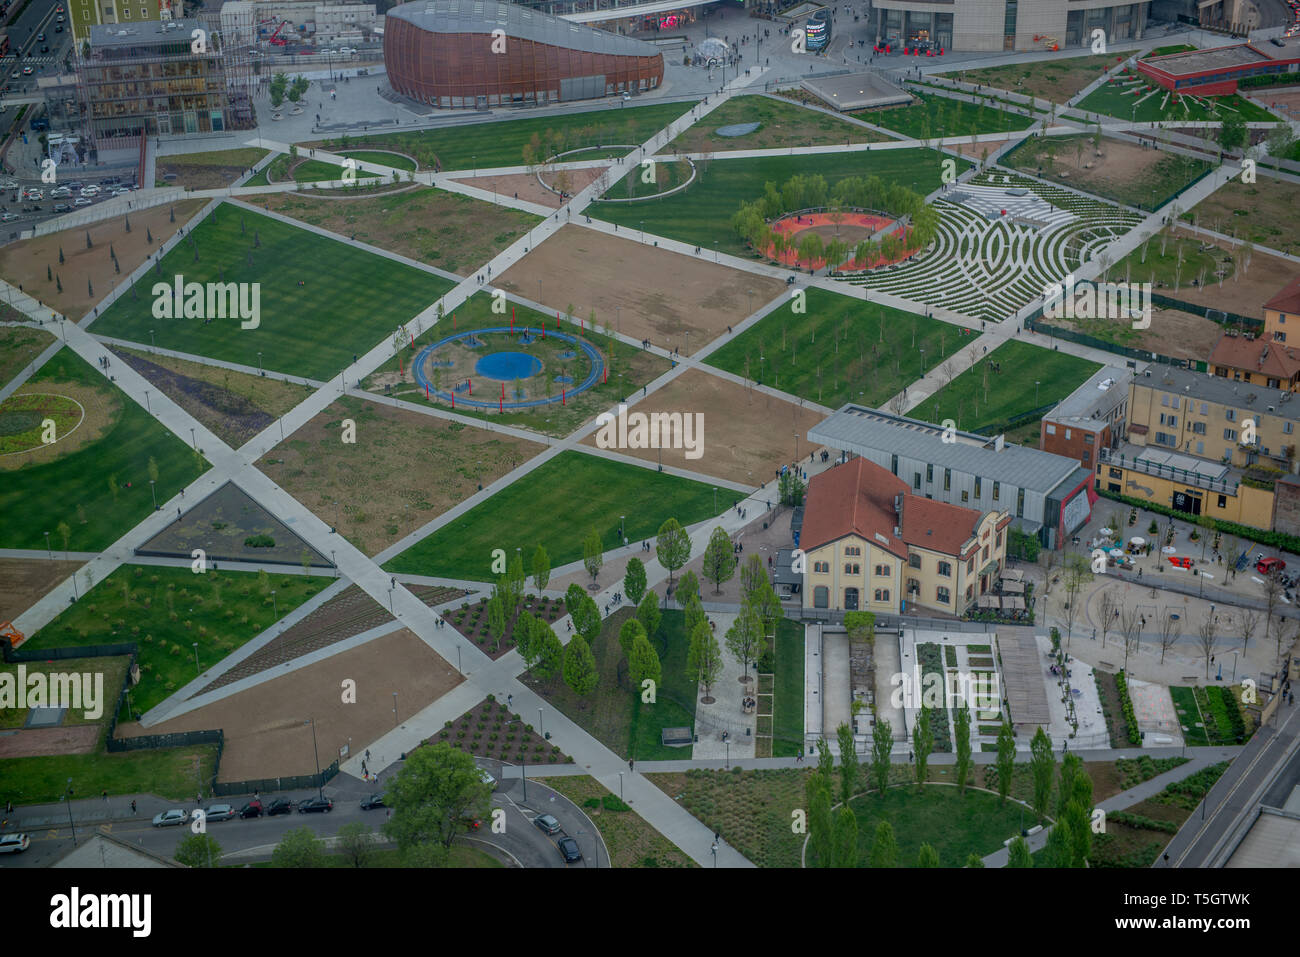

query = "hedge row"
[[1095, 489, 1300, 557], [1107, 810, 1179, 834], [1115, 670, 1142, 746]]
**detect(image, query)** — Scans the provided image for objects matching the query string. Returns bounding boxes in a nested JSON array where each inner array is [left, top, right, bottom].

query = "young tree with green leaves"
[[563, 633, 598, 696], [954, 703, 973, 794], [870, 820, 898, 868], [676, 569, 700, 609], [486, 595, 506, 652], [506, 551, 526, 611], [637, 589, 661, 638], [383, 742, 492, 863], [514, 610, 538, 665], [1005, 836, 1032, 868], [739, 554, 766, 602], [533, 626, 564, 683], [725, 603, 764, 678], [916, 843, 940, 868], [623, 556, 647, 606], [912, 705, 934, 788], [1029, 726, 1055, 822], [173, 833, 222, 868], [687, 619, 723, 697], [582, 528, 604, 584], [836, 722, 859, 805], [335, 821, 377, 868], [701, 526, 737, 594], [655, 517, 690, 585], [843, 611, 875, 647], [1046, 816, 1075, 868], [618, 617, 647, 657], [832, 805, 859, 868], [531, 545, 550, 593], [870, 714, 893, 794], [271, 827, 324, 868], [628, 633, 662, 697], [965, 852, 985, 868], [565, 583, 601, 645], [806, 767, 833, 866], [1056, 752, 1082, 817], [995, 720, 1016, 804]]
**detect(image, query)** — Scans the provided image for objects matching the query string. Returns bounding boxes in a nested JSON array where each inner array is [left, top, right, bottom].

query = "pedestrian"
[[507, 693, 513, 707], [102, 790, 108, 801], [130, 800, 136, 814], [177, 507, 182, 521], [628, 759, 634, 771], [796, 748, 803, 763]]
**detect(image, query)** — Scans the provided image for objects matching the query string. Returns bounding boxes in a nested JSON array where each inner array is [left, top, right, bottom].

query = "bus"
[[805, 10, 831, 52]]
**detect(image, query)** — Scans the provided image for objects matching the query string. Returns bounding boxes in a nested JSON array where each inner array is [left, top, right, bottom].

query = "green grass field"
[[0, 349, 207, 550], [0, 746, 220, 804], [341, 150, 418, 172], [771, 618, 804, 758], [89, 203, 454, 380], [705, 286, 967, 408], [313, 101, 694, 171], [843, 785, 1030, 867], [629, 609, 698, 761], [28, 564, 327, 713], [1107, 229, 1235, 289], [1076, 80, 1276, 124], [593, 148, 958, 256], [384, 451, 717, 580], [855, 92, 1034, 139], [668, 94, 890, 153], [917, 340, 1101, 434]]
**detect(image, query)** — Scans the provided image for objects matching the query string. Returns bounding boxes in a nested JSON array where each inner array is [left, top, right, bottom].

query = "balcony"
[[1099, 447, 1240, 496]]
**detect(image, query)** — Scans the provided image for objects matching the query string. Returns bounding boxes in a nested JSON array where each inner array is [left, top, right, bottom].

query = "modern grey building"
[[808, 405, 1094, 548], [874, 0, 1150, 52]]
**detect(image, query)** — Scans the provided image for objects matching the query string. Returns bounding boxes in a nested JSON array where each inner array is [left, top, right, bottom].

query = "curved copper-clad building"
[[384, 0, 665, 109]]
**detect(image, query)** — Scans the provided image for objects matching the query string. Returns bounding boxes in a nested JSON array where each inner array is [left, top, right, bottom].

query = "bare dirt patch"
[[112, 346, 314, 448], [1159, 239, 1300, 320], [243, 185, 539, 276], [1049, 306, 1224, 361], [446, 171, 564, 209], [0, 200, 207, 320], [952, 136, 1014, 160], [580, 368, 825, 485], [257, 395, 543, 556], [499, 225, 787, 354], [0, 326, 55, 387], [1184, 176, 1300, 258], [940, 55, 1118, 103], [118, 628, 462, 781], [0, 380, 117, 471], [0, 557, 84, 623], [1248, 86, 1300, 119], [538, 164, 609, 197], [0, 724, 100, 757], [154, 148, 270, 190]]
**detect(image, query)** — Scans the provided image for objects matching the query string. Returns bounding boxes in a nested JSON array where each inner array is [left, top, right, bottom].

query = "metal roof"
[[808, 405, 1082, 494], [1045, 365, 1132, 429], [1136, 364, 1300, 423], [387, 0, 660, 56], [90, 18, 206, 48]]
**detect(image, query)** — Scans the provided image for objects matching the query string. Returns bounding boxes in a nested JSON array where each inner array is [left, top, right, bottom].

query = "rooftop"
[[90, 18, 207, 49], [1044, 365, 1132, 429], [1264, 276, 1300, 317], [1140, 42, 1273, 77], [800, 71, 912, 112], [1208, 332, 1300, 382], [1134, 364, 1300, 422], [808, 405, 1082, 493]]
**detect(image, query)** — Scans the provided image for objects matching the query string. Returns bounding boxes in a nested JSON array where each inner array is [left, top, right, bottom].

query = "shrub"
[[1115, 670, 1142, 746]]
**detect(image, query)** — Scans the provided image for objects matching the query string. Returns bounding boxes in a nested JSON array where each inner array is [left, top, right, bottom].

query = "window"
[[1083, 434, 1095, 444], [1016, 487, 1025, 518], [974, 477, 982, 498], [1196, 441, 1204, 455], [1218, 494, 1227, 509], [873, 588, 891, 603], [992, 481, 1000, 501], [936, 586, 951, 604], [1224, 428, 1237, 441], [1226, 409, 1236, 422], [844, 563, 861, 575], [967, 557, 975, 574], [996, 531, 1003, 548], [944, 468, 951, 491], [890, 454, 898, 476], [982, 545, 989, 561], [938, 561, 952, 577], [926, 464, 934, 483], [1065, 429, 1072, 441], [1155, 431, 1177, 447], [874, 564, 891, 577], [814, 586, 828, 608], [1286, 422, 1294, 435], [961, 490, 969, 503], [845, 546, 861, 556], [123, 5, 130, 15], [913, 472, 921, 489], [909, 554, 921, 568], [966, 585, 974, 600], [1200, 402, 1208, 414], [1192, 422, 1206, 435], [907, 578, 920, 595], [1162, 394, 1170, 407], [813, 561, 829, 573], [1046, 424, 1056, 435]]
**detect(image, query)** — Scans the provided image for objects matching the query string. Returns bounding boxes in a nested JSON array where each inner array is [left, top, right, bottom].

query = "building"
[[218, 1, 381, 51], [53, 832, 184, 867], [75, 18, 254, 147], [1126, 364, 1299, 474], [1264, 276, 1300, 343], [1208, 329, 1300, 391], [808, 405, 1093, 549], [799, 456, 1010, 616], [383, 0, 664, 110], [1040, 366, 1133, 470], [872, 0, 1149, 53], [68, 0, 178, 43], [1137, 35, 1300, 95]]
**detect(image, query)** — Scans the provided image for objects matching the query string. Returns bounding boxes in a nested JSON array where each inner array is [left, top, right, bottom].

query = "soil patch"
[[444, 593, 566, 661], [446, 171, 565, 209], [432, 696, 570, 764], [0, 724, 100, 757], [0, 557, 84, 623], [154, 148, 270, 190]]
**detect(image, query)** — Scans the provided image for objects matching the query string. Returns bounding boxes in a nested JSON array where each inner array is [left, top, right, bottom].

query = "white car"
[[0, 212, 20, 222], [480, 769, 496, 788], [0, 833, 30, 854], [151, 809, 188, 827], [50, 186, 71, 197], [73, 197, 92, 206], [0, 180, 17, 190], [110, 187, 129, 196], [79, 185, 100, 196], [22, 188, 42, 200], [337, 46, 356, 55]]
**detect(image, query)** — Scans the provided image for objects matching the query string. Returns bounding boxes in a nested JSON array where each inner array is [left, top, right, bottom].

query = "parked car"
[[49, 186, 71, 197], [557, 836, 582, 863], [1257, 557, 1286, 575], [0, 833, 30, 854], [0, 180, 17, 190], [9, 71, 18, 80], [79, 185, 100, 196], [151, 809, 188, 827], [72, 197, 91, 207], [266, 798, 293, 816], [479, 769, 496, 788], [23, 189, 42, 199], [53, 203, 69, 212], [533, 813, 562, 835], [66, 181, 82, 189], [298, 797, 333, 814], [239, 800, 263, 819], [0, 212, 19, 222], [200, 804, 236, 822], [360, 793, 386, 810], [55, 24, 63, 32]]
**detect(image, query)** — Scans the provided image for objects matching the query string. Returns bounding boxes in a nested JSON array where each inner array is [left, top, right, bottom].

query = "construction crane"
[[258, 17, 291, 47]]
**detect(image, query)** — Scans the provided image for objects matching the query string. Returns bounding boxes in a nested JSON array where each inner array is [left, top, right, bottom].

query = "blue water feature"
[[475, 351, 542, 381], [554, 375, 574, 384]]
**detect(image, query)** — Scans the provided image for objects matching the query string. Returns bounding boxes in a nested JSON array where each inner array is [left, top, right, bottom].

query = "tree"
[[1029, 727, 1055, 821], [843, 611, 876, 648], [628, 632, 662, 693], [1061, 773, 1093, 867], [966, 852, 985, 868], [533, 626, 564, 683], [618, 617, 647, 657], [954, 704, 973, 794], [701, 526, 737, 594], [582, 528, 604, 584], [1098, 588, 1118, 648], [271, 826, 325, 868], [778, 469, 806, 506], [869, 820, 898, 868], [383, 742, 491, 858], [1157, 607, 1182, 664], [1005, 836, 1033, 868], [173, 833, 222, 868], [1057, 752, 1082, 817], [637, 589, 662, 639], [912, 705, 934, 789], [655, 517, 690, 586], [623, 557, 647, 606], [563, 633, 598, 696], [486, 594, 506, 652], [336, 821, 377, 868], [676, 570, 700, 609], [1060, 553, 1092, 647], [806, 768, 833, 866], [687, 619, 723, 697], [57, 520, 71, 555], [916, 843, 940, 868], [1197, 614, 1218, 679], [870, 714, 892, 794], [832, 805, 859, 868], [1239, 607, 1260, 654], [566, 583, 600, 645], [995, 720, 1016, 803], [750, 580, 784, 639], [1045, 817, 1075, 868], [725, 603, 763, 678], [1120, 604, 1142, 671], [531, 545, 550, 593], [1217, 111, 1247, 157], [835, 721, 860, 805], [1266, 122, 1296, 160], [515, 610, 539, 666], [739, 554, 766, 602]]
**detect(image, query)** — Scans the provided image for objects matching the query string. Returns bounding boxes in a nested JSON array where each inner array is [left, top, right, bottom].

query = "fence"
[[1026, 314, 1205, 370], [1, 638, 137, 662], [212, 760, 340, 799]]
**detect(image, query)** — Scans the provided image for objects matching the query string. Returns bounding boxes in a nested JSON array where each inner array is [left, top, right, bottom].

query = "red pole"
[[562, 388, 566, 406], [426, 384, 429, 399], [603, 362, 607, 384], [451, 392, 455, 409], [399, 355, 403, 374], [499, 396, 503, 413], [409, 333, 413, 348], [469, 378, 472, 395]]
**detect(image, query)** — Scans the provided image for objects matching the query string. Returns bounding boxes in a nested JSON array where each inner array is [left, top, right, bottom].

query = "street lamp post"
[[65, 778, 77, 845], [150, 328, 155, 349], [44, 531, 50, 559], [149, 480, 157, 510], [143, 390, 150, 413], [271, 590, 277, 618], [618, 771, 624, 800], [189, 427, 196, 451], [192, 642, 199, 675], [393, 691, 398, 727], [309, 717, 323, 800], [331, 550, 337, 577], [1035, 380, 1041, 406], [538, 707, 544, 738]]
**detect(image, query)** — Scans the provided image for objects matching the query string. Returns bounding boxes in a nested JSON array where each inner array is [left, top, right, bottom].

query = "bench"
[[661, 727, 693, 748], [1098, 661, 1116, 670]]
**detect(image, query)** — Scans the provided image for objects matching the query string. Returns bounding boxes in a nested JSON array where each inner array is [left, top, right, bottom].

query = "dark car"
[[298, 797, 333, 813], [360, 793, 386, 810], [266, 797, 293, 816], [36, 32, 44, 41], [55, 24, 63, 32], [39, 45, 48, 53], [533, 813, 562, 835], [557, 836, 582, 863], [239, 800, 263, 818]]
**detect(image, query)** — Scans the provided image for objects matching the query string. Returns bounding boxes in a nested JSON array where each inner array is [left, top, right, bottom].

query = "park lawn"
[[1076, 80, 1277, 124], [771, 618, 804, 758], [842, 785, 1029, 867], [667, 94, 889, 154], [89, 203, 455, 381], [0, 745, 219, 804], [362, 291, 670, 437], [0, 349, 208, 551], [1108, 229, 1235, 289], [1170, 685, 1210, 746], [341, 149, 418, 171], [593, 147, 959, 257], [263, 153, 379, 184], [939, 55, 1121, 104], [705, 286, 966, 408], [854, 92, 1034, 139], [918, 340, 1101, 435], [0, 325, 54, 388], [1180, 176, 1300, 257], [0, 656, 130, 730], [539, 775, 696, 867], [27, 564, 329, 714], [244, 186, 540, 277], [309, 101, 695, 170], [629, 609, 699, 761], [608, 154, 695, 200]]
